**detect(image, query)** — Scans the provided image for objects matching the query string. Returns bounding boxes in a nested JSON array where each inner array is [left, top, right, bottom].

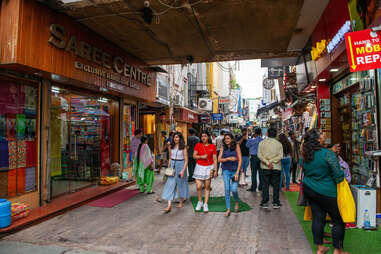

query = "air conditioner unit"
[[198, 98, 213, 111]]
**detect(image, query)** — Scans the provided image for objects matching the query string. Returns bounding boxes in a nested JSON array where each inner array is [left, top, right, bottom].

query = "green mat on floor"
[[190, 196, 252, 213], [285, 191, 381, 254]]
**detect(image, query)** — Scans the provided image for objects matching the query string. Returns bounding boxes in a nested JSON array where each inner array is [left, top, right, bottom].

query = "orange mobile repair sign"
[[345, 29, 381, 72]]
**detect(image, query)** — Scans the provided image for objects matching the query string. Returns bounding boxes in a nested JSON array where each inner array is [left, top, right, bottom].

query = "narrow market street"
[[1, 173, 311, 254]]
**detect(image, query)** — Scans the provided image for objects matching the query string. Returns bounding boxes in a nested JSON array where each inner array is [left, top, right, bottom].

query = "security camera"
[[144, 1, 150, 7]]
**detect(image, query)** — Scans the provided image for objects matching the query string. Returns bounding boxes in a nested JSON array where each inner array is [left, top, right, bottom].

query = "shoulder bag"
[[164, 149, 178, 177]]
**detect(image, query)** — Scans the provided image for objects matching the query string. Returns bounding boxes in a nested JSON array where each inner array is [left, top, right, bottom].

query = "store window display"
[[0, 80, 38, 198], [49, 86, 117, 198], [123, 105, 136, 171]]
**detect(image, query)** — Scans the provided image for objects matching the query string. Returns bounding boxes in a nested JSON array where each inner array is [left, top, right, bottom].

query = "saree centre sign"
[[48, 24, 152, 88]]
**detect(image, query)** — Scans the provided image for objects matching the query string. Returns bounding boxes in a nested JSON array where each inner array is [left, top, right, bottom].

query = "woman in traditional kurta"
[[161, 132, 189, 213], [133, 136, 154, 194]]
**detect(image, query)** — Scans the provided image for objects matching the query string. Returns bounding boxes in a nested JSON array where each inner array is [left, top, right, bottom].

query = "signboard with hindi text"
[[345, 29, 381, 72]]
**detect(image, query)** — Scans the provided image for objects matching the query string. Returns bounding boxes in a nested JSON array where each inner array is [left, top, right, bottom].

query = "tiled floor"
[[3, 173, 312, 254], [0, 181, 133, 234]]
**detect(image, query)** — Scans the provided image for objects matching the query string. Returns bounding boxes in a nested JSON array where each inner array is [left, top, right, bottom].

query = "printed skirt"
[[193, 163, 214, 180]]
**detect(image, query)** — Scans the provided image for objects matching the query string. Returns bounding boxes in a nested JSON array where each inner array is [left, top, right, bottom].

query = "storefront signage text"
[[211, 113, 223, 121], [219, 97, 230, 105], [345, 29, 381, 72], [49, 24, 152, 87], [327, 20, 351, 54], [311, 40, 327, 61]]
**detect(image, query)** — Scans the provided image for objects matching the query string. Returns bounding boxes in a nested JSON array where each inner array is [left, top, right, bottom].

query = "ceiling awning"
[[256, 101, 281, 117]]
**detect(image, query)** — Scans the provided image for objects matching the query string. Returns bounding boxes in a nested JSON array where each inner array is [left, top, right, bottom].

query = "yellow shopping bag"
[[337, 179, 356, 223]]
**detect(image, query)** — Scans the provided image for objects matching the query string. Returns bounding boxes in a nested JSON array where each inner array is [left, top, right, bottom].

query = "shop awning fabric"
[[256, 101, 281, 117]]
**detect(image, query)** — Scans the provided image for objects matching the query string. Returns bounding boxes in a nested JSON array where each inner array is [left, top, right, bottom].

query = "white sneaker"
[[203, 203, 209, 213], [195, 201, 203, 211]]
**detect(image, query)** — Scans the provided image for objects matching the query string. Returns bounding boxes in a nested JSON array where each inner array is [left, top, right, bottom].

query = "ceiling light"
[[60, 0, 82, 3], [311, 85, 317, 88], [330, 68, 339, 72], [318, 78, 326, 82]]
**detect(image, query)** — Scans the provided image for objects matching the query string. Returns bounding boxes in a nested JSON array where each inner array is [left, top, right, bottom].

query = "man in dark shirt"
[[187, 128, 200, 182], [237, 128, 250, 180]]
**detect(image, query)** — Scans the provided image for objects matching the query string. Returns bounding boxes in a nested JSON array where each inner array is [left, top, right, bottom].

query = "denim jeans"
[[280, 157, 291, 190], [261, 169, 281, 205], [222, 170, 239, 210], [241, 156, 250, 174], [250, 155, 262, 190]]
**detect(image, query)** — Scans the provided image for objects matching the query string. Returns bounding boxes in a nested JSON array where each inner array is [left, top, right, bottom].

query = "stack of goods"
[[11, 202, 29, 222], [100, 176, 119, 185]]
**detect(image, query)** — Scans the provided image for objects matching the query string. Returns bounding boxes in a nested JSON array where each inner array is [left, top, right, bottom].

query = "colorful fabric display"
[[0, 83, 20, 115], [16, 114, 26, 139], [6, 115, 16, 140], [26, 140, 37, 167], [11, 202, 28, 216], [24, 86, 37, 116], [16, 168, 26, 195], [7, 169, 16, 197], [25, 167, 36, 192], [0, 141, 9, 168], [25, 119, 36, 139], [16, 140, 26, 168], [12, 210, 30, 222], [0, 115, 6, 140], [8, 141, 17, 169]]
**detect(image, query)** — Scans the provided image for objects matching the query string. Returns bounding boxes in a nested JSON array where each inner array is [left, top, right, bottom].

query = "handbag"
[[297, 161, 307, 206], [337, 179, 356, 223], [164, 149, 178, 177]]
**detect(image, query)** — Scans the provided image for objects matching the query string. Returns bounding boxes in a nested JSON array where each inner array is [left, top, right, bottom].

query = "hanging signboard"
[[345, 29, 381, 72], [211, 113, 223, 121], [267, 67, 284, 79]]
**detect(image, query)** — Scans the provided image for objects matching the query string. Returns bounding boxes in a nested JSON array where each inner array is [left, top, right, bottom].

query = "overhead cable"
[[156, 0, 204, 9]]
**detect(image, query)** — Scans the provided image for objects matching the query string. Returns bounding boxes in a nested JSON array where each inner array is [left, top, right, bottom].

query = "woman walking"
[[278, 133, 293, 191], [161, 132, 189, 213], [302, 129, 347, 254], [193, 130, 217, 213], [132, 136, 154, 194], [219, 133, 242, 217]]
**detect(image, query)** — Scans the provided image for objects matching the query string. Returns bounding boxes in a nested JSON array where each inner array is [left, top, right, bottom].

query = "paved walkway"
[[1, 173, 312, 254]]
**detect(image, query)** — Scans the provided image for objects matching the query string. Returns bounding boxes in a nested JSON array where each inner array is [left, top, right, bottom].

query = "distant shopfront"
[[0, 0, 156, 208], [174, 107, 199, 140]]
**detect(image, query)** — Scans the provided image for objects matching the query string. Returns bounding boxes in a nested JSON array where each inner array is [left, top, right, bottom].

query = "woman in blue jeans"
[[218, 133, 242, 217], [278, 133, 292, 191]]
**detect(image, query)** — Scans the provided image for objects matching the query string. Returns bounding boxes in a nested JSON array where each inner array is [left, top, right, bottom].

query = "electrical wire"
[[156, 0, 204, 9]]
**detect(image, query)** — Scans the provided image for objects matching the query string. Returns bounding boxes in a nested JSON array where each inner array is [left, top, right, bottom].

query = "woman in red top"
[[193, 130, 217, 213]]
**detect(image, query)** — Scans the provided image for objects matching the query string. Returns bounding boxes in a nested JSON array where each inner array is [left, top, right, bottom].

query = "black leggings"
[[303, 184, 345, 249]]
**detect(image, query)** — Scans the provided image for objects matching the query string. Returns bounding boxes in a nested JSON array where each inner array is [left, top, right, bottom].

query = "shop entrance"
[[49, 86, 118, 198]]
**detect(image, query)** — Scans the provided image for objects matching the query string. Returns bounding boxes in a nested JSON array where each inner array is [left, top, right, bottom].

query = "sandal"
[[176, 203, 184, 208], [164, 207, 171, 213], [224, 210, 231, 217], [317, 246, 330, 254], [234, 203, 239, 213], [146, 191, 155, 195]]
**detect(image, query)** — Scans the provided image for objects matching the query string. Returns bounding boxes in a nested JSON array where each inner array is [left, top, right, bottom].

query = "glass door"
[[49, 86, 116, 198]]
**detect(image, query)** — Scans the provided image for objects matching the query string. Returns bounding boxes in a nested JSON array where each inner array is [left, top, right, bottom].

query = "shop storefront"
[[174, 107, 199, 140], [0, 0, 156, 208], [306, 0, 381, 211]]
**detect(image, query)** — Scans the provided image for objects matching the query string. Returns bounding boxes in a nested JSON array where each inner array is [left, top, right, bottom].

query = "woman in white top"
[[161, 132, 189, 213]]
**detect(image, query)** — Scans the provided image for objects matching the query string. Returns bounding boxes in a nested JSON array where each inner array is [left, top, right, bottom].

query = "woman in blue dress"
[[161, 132, 189, 213], [218, 133, 242, 217]]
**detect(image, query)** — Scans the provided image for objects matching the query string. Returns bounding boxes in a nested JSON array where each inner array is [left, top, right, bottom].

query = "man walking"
[[237, 128, 250, 179], [215, 130, 225, 174], [288, 131, 300, 184], [246, 128, 263, 192], [257, 128, 283, 209], [187, 128, 199, 182]]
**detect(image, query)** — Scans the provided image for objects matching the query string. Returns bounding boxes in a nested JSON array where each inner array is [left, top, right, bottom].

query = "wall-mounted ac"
[[198, 98, 213, 111], [174, 94, 181, 106]]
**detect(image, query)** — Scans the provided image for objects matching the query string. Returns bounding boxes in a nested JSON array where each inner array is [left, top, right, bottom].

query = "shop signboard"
[[281, 108, 292, 121], [267, 67, 284, 79], [345, 29, 381, 72], [199, 114, 211, 123], [211, 113, 223, 121], [219, 96, 230, 105]]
